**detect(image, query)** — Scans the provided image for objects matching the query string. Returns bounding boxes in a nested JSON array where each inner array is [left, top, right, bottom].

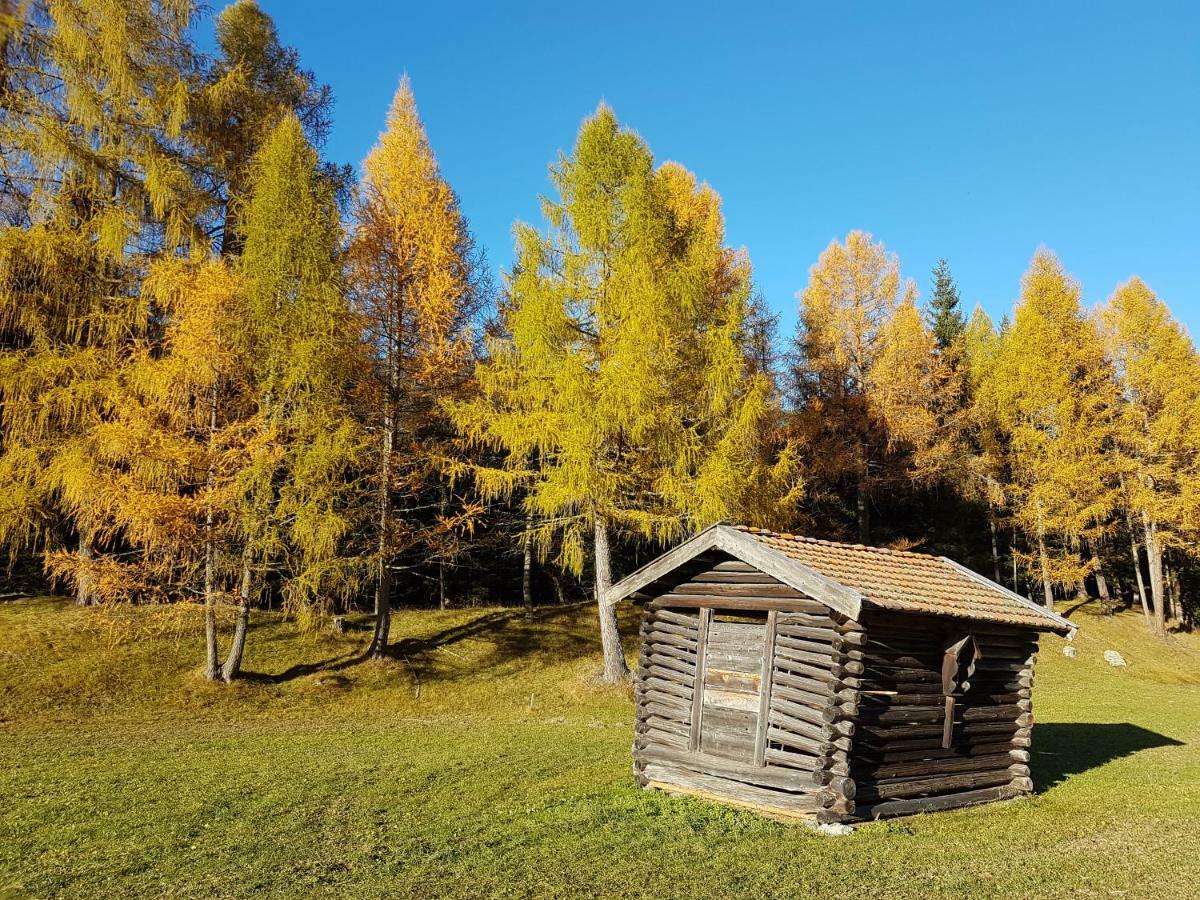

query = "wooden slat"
[[688, 607, 711, 752], [753, 610, 778, 766]]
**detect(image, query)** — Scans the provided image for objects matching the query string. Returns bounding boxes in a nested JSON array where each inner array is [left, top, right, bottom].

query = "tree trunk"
[[220, 561, 252, 683], [550, 568, 567, 605], [438, 485, 449, 611], [522, 512, 534, 619], [1165, 556, 1180, 626], [1129, 534, 1151, 626], [1091, 551, 1111, 613], [369, 382, 397, 659], [855, 470, 871, 545], [1036, 522, 1054, 609], [593, 516, 630, 683], [1142, 514, 1166, 637], [75, 538, 98, 607], [988, 512, 1001, 583], [204, 387, 220, 681]]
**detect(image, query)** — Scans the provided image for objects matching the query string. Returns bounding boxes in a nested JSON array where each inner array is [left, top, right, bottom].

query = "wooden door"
[[699, 612, 768, 762]]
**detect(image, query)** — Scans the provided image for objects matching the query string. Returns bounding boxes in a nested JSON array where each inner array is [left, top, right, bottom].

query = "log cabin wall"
[[851, 610, 1038, 819], [631, 550, 861, 821]]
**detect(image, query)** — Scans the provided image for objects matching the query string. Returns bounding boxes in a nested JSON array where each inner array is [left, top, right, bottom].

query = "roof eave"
[[939, 557, 1078, 639], [606, 524, 865, 621]]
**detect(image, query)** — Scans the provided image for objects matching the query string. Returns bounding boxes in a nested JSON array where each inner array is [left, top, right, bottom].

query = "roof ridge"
[[733, 525, 940, 560]]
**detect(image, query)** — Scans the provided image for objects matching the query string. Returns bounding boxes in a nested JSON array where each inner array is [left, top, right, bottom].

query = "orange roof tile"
[[733, 526, 1071, 633]]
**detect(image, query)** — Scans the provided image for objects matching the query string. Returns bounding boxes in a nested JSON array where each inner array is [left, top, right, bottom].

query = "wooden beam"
[[688, 607, 711, 752], [754, 610, 778, 766]]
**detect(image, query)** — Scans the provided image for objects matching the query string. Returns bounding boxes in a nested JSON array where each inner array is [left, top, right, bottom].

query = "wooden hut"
[[609, 524, 1076, 823]]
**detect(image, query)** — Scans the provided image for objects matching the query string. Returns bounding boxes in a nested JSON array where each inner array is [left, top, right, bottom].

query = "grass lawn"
[[1, 597, 1198, 899]]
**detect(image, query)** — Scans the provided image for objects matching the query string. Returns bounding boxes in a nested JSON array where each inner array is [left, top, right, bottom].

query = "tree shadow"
[[1031, 722, 1184, 792], [240, 601, 616, 685]]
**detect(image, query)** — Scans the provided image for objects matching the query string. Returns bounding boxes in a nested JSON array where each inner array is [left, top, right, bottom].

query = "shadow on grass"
[[1031, 722, 1184, 792], [241, 602, 618, 685]]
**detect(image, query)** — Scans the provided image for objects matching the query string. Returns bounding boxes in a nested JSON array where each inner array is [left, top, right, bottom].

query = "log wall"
[[850, 610, 1038, 819], [631, 551, 860, 821]]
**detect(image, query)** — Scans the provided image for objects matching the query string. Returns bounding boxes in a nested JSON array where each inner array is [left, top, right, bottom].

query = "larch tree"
[[984, 250, 1121, 608], [960, 306, 1010, 583], [234, 113, 368, 640], [1101, 277, 1200, 636], [790, 231, 907, 544], [452, 105, 795, 683], [191, 0, 337, 256], [347, 77, 484, 660], [868, 282, 964, 484], [0, 0, 203, 601]]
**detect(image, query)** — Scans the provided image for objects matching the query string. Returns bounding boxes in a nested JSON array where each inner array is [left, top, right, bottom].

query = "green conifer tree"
[[927, 258, 966, 351]]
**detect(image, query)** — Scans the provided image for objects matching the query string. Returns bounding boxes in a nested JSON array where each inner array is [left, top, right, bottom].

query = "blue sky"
[[252, 0, 1200, 339]]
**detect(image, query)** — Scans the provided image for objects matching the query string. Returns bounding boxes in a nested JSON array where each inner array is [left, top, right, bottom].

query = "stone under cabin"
[[608, 524, 1076, 823]]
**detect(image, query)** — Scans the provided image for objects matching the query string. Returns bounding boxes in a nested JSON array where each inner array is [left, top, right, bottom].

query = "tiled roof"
[[733, 526, 1072, 634]]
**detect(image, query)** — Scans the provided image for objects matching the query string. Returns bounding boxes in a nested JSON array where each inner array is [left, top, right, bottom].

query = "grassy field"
[[1, 597, 1198, 899]]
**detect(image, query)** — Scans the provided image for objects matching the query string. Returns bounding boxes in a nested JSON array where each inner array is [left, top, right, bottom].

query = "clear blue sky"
[[253, 0, 1200, 339]]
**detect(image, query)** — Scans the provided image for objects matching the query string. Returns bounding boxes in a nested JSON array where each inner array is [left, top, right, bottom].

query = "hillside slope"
[[0, 599, 1197, 899]]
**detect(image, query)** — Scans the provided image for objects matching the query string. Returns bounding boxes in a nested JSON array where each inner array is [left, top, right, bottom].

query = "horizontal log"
[[852, 739, 1022, 766], [688, 572, 786, 585], [648, 621, 701, 641], [644, 640, 698, 664], [643, 675, 693, 701], [770, 709, 832, 743], [777, 610, 839, 628], [767, 725, 835, 757], [643, 652, 695, 678], [856, 784, 1024, 820], [775, 632, 838, 654], [643, 764, 821, 815], [1008, 763, 1030, 777], [862, 753, 1018, 782], [770, 694, 828, 727], [775, 644, 838, 669], [638, 746, 819, 793], [774, 660, 839, 686], [652, 608, 702, 629], [775, 622, 841, 641], [856, 720, 1018, 744], [858, 770, 1015, 802], [644, 698, 692, 721], [644, 663, 694, 686], [1010, 776, 1034, 793], [764, 747, 824, 771], [655, 595, 830, 613], [645, 631, 698, 654], [670, 582, 809, 599], [771, 677, 832, 704], [638, 716, 691, 739]]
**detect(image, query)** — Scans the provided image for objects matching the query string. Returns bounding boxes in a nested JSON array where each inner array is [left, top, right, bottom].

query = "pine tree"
[[984, 250, 1121, 608], [927, 258, 965, 350], [347, 77, 485, 659], [452, 105, 794, 682], [1101, 277, 1200, 636]]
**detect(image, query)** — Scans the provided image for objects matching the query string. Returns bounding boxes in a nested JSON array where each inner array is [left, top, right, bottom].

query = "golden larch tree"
[[453, 105, 795, 682], [347, 77, 484, 659], [984, 250, 1122, 608], [1101, 277, 1200, 635]]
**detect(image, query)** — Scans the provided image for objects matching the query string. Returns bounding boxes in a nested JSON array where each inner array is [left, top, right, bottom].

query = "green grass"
[[1, 598, 1198, 899]]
